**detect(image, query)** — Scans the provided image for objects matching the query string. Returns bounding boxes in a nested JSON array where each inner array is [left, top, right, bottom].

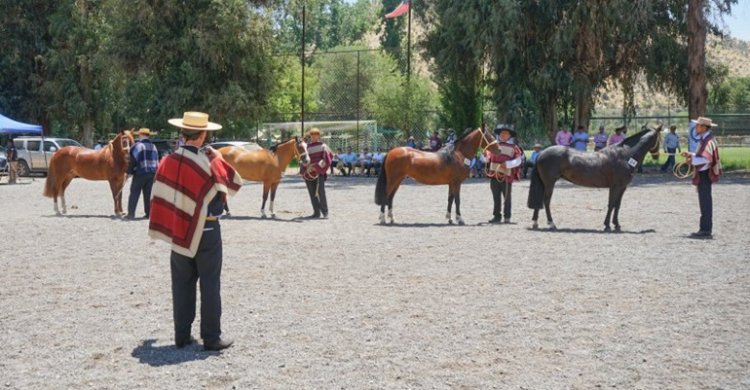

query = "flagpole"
[[406, 2, 412, 137], [301, 4, 306, 138]]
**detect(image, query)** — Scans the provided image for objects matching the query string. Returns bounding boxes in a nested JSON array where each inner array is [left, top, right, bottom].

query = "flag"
[[385, 0, 410, 19]]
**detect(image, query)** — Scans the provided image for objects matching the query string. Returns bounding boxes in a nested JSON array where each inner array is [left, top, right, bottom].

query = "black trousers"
[[661, 147, 677, 172], [170, 221, 223, 344], [305, 176, 328, 215], [697, 170, 713, 233], [490, 179, 512, 219], [128, 173, 155, 217]]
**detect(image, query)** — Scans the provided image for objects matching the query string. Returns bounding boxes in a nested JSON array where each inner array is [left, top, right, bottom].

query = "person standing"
[[149, 111, 242, 351], [660, 125, 681, 173], [593, 126, 609, 151], [127, 128, 160, 219], [301, 128, 333, 218], [486, 125, 523, 224], [572, 125, 589, 151], [5, 137, 18, 184], [429, 131, 442, 151], [555, 127, 572, 146], [523, 143, 542, 179], [608, 126, 626, 146], [681, 117, 722, 239]]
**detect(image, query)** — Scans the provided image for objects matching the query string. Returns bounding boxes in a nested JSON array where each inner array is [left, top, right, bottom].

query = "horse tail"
[[43, 157, 58, 198], [374, 152, 389, 205], [527, 164, 545, 209]]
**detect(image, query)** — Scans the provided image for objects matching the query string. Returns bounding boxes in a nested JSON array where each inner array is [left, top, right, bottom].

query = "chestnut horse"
[[218, 137, 309, 218], [527, 125, 662, 231], [374, 128, 499, 225], [43, 130, 134, 215]]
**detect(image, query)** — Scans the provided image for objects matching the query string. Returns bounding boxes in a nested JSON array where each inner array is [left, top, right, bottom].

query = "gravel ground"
[[1, 171, 749, 389]]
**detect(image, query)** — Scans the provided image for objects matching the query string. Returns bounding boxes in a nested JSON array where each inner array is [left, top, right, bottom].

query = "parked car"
[[149, 139, 174, 160], [0, 145, 7, 176], [13, 137, 82, 176], [209, 141, 262, 152]]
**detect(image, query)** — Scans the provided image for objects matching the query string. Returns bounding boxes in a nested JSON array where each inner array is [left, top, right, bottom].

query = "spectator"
[[555, 127, 572, 146], [445, 128, 457, 144], [593, 126, 609, 151], [661, 125, 681, 173], [330, 147, 342, 175], [523, 143, 542, 179], [372, 148, 385, 176], [406, 136, 417, 149], [429, 131, 442, 151], [608, 126, 625, 146], [94, 138, 106, 151], [572, 125, 589, 151], [357, 147, 374, 176], [127, 128, 159, 219], [341, 146, 358, 176], [5, 137, 18, 184], [470, 149, 486, 178]]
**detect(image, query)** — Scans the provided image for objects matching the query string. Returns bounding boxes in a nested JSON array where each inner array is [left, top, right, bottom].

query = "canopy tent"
[[0, 113, 43, 135]]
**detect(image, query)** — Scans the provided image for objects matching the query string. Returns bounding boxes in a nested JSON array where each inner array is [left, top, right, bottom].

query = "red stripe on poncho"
[[148, 148, 241, 257]]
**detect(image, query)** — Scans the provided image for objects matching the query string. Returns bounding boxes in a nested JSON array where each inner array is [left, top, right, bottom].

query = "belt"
[[205, 216, 219, 222]]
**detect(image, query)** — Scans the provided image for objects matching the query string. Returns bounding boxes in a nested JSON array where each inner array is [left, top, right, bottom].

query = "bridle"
[[479, 129, 498, 153]]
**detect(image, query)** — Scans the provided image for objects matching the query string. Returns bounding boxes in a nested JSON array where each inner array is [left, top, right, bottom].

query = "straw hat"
[[307, 128, 321, 136], [533, 143, 542, 149], [690, 116, 718, 128], [168, 112, 222, 131], [137, 128, 151, 136]]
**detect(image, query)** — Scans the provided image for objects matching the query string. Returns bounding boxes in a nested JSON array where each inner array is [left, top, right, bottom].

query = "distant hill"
[[595, 35, 750, 115]]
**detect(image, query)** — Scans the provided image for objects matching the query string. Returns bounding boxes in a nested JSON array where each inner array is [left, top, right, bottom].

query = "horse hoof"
[[270, 214, 276, 219], [261, 214, 267, 219], [614, 226, 621, 232], [548, 223, 557, 230], [532, 223, 538, 230], [457, 218, 465, 226], [604, 226, 611, 232], [448, 219, 454, 225]]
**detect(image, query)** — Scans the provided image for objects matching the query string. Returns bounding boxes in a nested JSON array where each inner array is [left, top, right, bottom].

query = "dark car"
[[150, 139, 174, 160]]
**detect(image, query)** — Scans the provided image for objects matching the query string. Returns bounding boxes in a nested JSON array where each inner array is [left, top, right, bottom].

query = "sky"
[[722, 1, 750, 41]]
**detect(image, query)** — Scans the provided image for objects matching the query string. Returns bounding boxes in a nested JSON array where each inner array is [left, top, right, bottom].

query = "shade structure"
[[0, 113, 43, 135]]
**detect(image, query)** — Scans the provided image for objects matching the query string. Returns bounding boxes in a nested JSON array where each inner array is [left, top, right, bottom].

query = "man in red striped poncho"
[[681, 116, 723, 239], [149, 112, 242, 351], [300, 128, 333, 219]]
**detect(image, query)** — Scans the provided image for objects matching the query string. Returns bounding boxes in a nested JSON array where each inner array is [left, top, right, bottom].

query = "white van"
[[12, 137, 82, 176]]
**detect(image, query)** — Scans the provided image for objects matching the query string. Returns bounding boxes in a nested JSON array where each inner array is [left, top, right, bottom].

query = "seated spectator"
[[523, 143, 542, 178], [372, 148, 385, 176], [341, 146, 358, 176], [357, 147, 374, 176], [331, 147, 343, 175], [429, 131, 442, 151], [470, 149, 486, 178], [406, 136, 417, 149]]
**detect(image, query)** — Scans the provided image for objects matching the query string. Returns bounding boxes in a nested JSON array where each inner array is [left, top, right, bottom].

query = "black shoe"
[[175, 335, 197, 348], [320, 213, 328, 219], [125, 214, 136, 220], [204, 338, 233, 351], [304, 213, 321, 219], [488, 216, 502, 224], [503, 218, 511, 224], [689, 231, 713, 239]]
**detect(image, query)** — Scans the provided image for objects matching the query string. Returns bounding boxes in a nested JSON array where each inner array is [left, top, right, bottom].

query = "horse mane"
[[269, 137, 295, 153], [619, 129, 652, 149]]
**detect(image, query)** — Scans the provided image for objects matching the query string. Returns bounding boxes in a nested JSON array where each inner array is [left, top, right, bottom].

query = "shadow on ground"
[[131, 339, 217, 367]]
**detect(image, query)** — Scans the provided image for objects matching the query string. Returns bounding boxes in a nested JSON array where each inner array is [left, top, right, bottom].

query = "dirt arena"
[[1, 171, 748, 389]]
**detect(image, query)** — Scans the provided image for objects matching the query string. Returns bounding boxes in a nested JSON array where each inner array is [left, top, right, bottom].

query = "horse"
[[43, 130, 134, 216], [527, 125, 662, 231], [218, 137, 309, 218], [374, 128, 499, 225]]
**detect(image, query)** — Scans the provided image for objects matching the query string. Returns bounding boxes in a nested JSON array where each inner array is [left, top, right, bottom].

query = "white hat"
[[690, 116, 718, 128], [168, 112, 222, 131]]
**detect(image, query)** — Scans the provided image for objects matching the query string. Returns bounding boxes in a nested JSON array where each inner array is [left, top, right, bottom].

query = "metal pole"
[[301, 4, 306, 137], [406, 4, 412, 138], [357, 50, 361, 150]]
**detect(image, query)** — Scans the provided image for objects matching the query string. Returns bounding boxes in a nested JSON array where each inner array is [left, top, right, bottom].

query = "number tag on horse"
[[628, 158, 638, 168], [464, 157, 471, 166]]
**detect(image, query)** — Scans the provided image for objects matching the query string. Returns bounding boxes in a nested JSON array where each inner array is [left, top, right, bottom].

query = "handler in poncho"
[[681, 116, 723, 239], [149, 112, 242, 351]]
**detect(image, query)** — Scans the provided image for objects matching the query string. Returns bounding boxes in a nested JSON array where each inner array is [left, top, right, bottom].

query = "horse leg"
[[60, 177, 74, 215], [454, 185, 464, 225], [260, 183, 269, 219], [385, 175, 404, 225], [603, 206, 614, 231], [269, 183, 279, 218], [543, 184, 556, 230], [446, 191, 454, 224], [612, 188, 627, 232], [387, 192, 396, 224], [532, 208, 539, 229]]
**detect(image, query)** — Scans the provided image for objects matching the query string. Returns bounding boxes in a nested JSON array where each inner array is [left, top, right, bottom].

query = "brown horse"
[[527, 125, 662, 231], [43, 130, 134, 215], [218, 137, 309, 218], [374, 128, 499, 225]]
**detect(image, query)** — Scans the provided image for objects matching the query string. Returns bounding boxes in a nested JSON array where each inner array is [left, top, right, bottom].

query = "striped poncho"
[[692, 134, 722, 186], [148, 147, 242, 257]]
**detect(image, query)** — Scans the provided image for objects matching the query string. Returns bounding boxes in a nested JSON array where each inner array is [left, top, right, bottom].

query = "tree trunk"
[[574, 84, 593, 131], [687, 0, 707, 119], [542, 93, 558, 144]]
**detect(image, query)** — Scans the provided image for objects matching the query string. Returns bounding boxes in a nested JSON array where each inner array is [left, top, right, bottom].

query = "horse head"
[[294, 136, 310, 166], [620, 124, 661, 164], [647, 123, 663, 160]]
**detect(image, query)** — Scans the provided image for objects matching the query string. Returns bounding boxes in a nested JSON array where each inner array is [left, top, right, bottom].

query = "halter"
[[479, 129, 498, 152]]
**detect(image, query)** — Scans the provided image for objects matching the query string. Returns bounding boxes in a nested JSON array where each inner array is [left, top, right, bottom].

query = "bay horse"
[[218, 137, 309, 218], [527, 125, 662, 231], [43, 130, 134, 215], [374, 128, 499, 225]]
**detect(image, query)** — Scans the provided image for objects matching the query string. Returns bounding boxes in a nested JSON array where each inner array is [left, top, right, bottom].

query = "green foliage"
[[709, 77, 750, 112]]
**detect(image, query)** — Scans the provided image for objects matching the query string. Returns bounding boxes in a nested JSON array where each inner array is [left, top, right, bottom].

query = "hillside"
[[595, 35, 750, 115]]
